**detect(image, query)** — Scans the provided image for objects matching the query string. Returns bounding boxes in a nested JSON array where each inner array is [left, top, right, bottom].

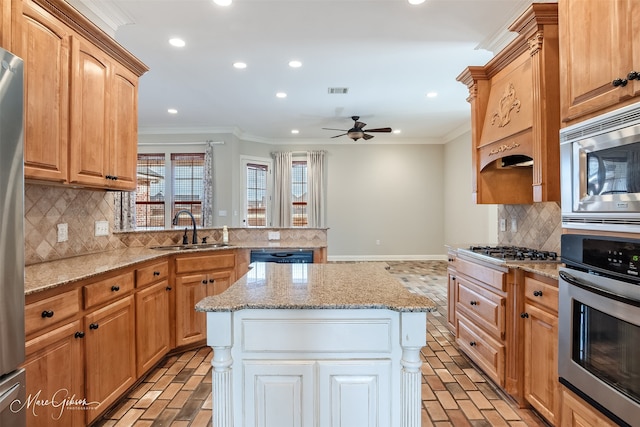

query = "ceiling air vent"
[[327, 87, 349, 94]]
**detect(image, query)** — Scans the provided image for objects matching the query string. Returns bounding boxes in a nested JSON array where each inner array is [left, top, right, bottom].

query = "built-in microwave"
[[561, 101, 640, 232]]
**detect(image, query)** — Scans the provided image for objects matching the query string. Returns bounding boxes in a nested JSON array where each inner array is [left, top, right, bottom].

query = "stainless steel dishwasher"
[[250, 249, 314, 263]]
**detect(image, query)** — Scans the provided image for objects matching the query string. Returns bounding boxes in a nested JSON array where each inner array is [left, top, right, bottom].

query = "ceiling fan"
[[323, 116, 392, 141]]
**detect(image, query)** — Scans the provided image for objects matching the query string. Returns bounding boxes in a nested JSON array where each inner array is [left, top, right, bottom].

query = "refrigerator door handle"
[[0, 381, 21, 414]]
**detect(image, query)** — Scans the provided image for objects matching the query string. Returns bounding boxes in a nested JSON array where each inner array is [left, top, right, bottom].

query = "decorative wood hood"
[[457, 3, 560, 204]]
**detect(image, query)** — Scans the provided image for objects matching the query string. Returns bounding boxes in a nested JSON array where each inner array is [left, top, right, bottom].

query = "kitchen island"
[[195, 262, 436, 427]]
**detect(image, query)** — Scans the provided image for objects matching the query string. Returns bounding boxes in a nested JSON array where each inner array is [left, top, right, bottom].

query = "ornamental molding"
[[491, 83, 521, 127], [489, 141, 521, 155]]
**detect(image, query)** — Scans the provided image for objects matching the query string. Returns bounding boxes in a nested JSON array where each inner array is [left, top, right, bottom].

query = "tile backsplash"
[[498, 202, 561, 253]]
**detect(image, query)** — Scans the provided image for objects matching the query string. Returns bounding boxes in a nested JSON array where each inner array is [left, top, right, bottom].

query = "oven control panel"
[[562, 234, 640, 281]]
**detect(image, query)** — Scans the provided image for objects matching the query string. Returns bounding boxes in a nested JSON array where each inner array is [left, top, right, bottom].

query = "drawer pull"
[[533, 290, 543, 297], [469, 341, 477, 346], [166, 286, 172, 291], [202, 279, 208, 284], [89, 323, 99, 330], [111, 285, 120, 292], [520, 312, 529, 318], [153, 271, 161, 276], [469, 301, 478, 306], [74, 331, 85, 339], [41, 310, 54, 318], [208, 278, 215, 283]]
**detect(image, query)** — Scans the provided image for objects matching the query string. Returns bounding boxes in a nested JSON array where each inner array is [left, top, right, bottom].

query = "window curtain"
[[272, 151, 292, 227], [202, 141, 215, 227], [306, 150, 326, 227], [114, 191, 136, 231]]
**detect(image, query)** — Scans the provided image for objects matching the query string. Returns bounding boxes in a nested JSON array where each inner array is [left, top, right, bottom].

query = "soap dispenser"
[[222, 226, 229, 244]]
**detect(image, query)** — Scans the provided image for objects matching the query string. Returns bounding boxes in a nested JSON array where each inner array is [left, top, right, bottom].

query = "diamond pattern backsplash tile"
[[498, 202, 561, 253], [24, 184, 124, 265]]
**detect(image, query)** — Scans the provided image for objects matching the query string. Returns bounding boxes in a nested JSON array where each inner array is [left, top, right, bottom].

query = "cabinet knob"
[[628, 71, 639, 80], [74, 331, 85, 339], [166, 286, 172, 291], [533, 290, 543, 297], [612, 78, 628, 87], [89, 323, 99, 330], [208, 278, 215, 283], [41, 310, 54, 318], [520, 312, 529, 318], [469, 341, 477, 347], [153, 271, 161, 276], [469, 301, 478, 306], [111, 285, 120, 292], [202, 279, 208, 284], [451, 276, 456, 281]]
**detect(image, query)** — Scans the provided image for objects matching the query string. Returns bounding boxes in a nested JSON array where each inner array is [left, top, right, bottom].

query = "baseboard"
[[327, 255, 448, 262]]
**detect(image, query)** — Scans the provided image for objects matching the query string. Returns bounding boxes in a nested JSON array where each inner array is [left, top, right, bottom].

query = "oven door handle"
[[559, 271, 640, 307]]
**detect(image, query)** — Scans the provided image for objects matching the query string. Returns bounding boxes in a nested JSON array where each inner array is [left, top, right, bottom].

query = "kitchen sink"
[[150, 243, 232, 251]]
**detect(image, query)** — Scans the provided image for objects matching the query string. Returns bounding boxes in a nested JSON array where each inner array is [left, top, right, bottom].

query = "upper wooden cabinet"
[[457, 4, 560, 204], [12, 0, 148, 190], [559, 0, 640, 125]]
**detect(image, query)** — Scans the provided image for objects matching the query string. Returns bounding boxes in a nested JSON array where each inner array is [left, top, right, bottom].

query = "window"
[[246, 162, 268, 227], [135, 152, 205, 229], [292, 161, 308, 226]]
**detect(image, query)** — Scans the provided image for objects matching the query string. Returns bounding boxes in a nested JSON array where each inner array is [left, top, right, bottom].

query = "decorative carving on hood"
[[491, 83, 521, 127]]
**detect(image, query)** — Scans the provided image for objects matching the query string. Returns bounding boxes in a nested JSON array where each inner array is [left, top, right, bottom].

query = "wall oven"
[[559, 234, 640, 427], [560, 100, 640, 232]]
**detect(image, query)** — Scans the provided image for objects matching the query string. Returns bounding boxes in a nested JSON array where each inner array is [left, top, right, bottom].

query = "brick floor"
[[93, 261, 549, 426]]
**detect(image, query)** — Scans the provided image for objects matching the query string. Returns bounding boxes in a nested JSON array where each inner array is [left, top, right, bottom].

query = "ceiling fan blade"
[[354, 121, 366, 129], [364, 127, 392, 133], [362, 133, 375, 140], [322, 127, 348, 131], [331, 133, 347, 138]]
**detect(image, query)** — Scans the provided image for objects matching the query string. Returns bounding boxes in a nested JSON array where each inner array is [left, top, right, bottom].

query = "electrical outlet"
[[268, 231, 280, 240], [95, 220, 109, 236], [57, 223, 68, 242], [511, 217, 518, 232], [499, 218, 506, 232]]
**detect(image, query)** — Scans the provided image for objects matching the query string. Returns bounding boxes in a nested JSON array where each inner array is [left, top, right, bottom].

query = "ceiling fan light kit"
[[323, 116, 392, 141]]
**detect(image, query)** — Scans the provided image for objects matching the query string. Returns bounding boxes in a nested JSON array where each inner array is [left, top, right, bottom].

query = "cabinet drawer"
[[456, 313, 505, 387], [456, 258, 506, 291], [456, 276, 505, 340], [84, 271, 135, 309], [175, 252, 235, 274], [25, 289, 81, 336], [524, 276, 558, 313], [136, 261, 168, 288]]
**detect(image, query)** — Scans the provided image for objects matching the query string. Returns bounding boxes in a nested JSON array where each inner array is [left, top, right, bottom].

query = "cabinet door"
[[560, 0, 635, 122], [447, 268, 456, 333], [175, 273, 208, 346], [560, 387, 618, 427], [523, 303, 558, 425], [109, 64, 138, 190], [136, 280, 171, 375], [68, 36, 110, 188], [84, 295, 136, 424], [22, 320, 85, 427], [16, 0, 69, 182]]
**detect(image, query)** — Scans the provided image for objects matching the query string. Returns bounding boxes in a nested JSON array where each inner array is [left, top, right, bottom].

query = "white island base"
[[205, 308, 426, 427]]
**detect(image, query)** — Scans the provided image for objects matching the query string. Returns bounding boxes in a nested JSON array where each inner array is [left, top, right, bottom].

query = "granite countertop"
[[25, 242, 327, 296], [195, 262, 437, 313]]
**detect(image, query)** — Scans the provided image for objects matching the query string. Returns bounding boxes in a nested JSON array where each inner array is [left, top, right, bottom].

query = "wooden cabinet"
[[175, 251, 235, 347], [457, 3, 560, 204], [559, 0, 640, 125], [560, 386, 617, 427], [23, 320, 85, 427], [446, 249, 457, 333], [12, 0, 148, 189], [84, 295, 136, 424], [135, 261, 172, 375], [521, 274, 559, 425]]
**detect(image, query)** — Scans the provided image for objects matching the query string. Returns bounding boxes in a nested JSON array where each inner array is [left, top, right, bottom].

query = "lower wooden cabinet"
[[560, 386, 617, 427], [23, 320, 85, 427], [136, 280, 172, 375], [84, 295, 136, 424]]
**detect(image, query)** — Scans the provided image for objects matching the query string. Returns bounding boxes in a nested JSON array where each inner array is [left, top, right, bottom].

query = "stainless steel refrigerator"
[[0, 47, 26, 427]]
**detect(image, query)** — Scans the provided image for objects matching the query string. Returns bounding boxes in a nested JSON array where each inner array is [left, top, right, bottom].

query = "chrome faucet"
[[172, 210, 198, 244]]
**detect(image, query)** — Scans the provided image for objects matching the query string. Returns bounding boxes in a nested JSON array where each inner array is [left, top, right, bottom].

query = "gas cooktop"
[[460, 245, 559, 263]]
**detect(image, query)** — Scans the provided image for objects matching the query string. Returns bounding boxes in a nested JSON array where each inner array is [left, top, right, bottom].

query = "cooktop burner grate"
[[467, 245, 559, 262]]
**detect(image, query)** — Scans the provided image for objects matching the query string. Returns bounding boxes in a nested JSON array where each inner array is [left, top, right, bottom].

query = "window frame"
[[240, 155, 272, 228]]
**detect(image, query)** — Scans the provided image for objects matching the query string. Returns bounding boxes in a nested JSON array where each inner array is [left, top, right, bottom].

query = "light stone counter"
[[195, 262, 436, 313]]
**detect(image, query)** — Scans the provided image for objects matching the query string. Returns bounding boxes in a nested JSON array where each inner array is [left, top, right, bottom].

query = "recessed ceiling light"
[[291, 129, 299, 134], [169, 38, 186, 47], [408, 0, 426, 5], [213, 0, 232, 6], [288, 60, 302, 68], [233, 62, 247, 69], [393, 129, 402, 134], [276, 92, 287, 98], [426, 91, 438, 98], [168, 108, 178, 114]]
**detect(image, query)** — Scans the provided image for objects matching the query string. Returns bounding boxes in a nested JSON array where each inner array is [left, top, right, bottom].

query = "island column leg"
[[206, 312, 234, 427], [400, 311, 427, 427]]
